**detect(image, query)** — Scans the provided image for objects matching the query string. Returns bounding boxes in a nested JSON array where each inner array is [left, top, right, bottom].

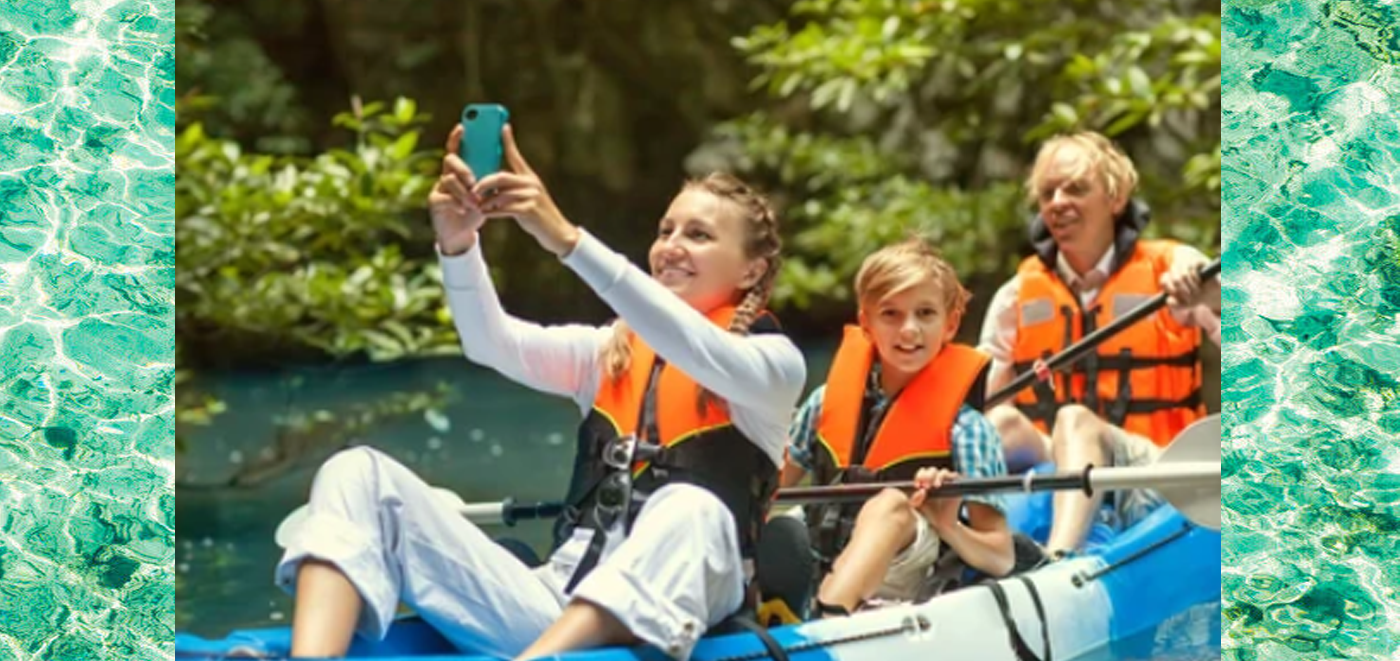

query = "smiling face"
[[1031, 142, 1125, 264], [648, 188, 767, 313], [860, 281, 961, 391]]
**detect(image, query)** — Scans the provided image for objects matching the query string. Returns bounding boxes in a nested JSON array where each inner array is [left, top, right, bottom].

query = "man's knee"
[[987, 405, 1029, 433], [1051, 406, 1115, 453], [1053, 404, 1099, 430]]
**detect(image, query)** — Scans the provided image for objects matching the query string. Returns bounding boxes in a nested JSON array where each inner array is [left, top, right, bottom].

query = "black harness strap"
[[564, 535, 605, 595], [1088, 350, 1199, 370], [1012, 349, 1198, 376], [558, 313, 783, 600], [1107, 346, 1133, 427], [1056, 304, 1075, 400], [986, 581, 1048, 661], [726, 615, 792, 661], [1080, 305, 1101, 414], [1017, 576, 1053, 661], [564, 470, 629, 593], [1025, 347, 1058, 429], [639, 358, 666, 451], [564, 357, 669, 593], [848, 379, 887, 468]]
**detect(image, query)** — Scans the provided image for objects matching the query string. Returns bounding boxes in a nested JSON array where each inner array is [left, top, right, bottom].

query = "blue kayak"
[[175, 492, 1221, 661]]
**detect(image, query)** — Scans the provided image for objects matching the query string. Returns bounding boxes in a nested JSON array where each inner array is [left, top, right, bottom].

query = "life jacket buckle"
[[594, 472, 631, 526], [602, 434, 639, 470]]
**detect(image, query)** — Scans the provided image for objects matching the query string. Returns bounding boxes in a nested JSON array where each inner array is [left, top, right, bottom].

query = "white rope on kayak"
[[708, 615, 927, 661]]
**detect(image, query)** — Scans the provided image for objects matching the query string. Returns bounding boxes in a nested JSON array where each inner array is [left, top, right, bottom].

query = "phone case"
[[460, 104, 510, 178]]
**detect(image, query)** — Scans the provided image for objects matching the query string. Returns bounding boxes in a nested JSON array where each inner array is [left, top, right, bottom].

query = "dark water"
[[175, 350, 1220, 660]]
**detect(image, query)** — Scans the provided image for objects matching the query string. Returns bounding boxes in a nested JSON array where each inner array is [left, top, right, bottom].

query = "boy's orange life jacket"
[[812, 325, 990, 482]]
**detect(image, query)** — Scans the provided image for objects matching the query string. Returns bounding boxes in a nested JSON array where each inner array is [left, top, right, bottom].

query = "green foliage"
[[736, 0, 941, 112], [175, 0, 311, 152], [1184, 143, 1222, 197], [720, 0, 1221, 311], [176, 98, 457, 450], [718, 115, 1026, 308], [1029, 14, 1220, 139], [177, 97, 456, 366]]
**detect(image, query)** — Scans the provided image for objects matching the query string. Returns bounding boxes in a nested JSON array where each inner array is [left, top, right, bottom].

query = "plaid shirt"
[[788, 362, 1009, 513]]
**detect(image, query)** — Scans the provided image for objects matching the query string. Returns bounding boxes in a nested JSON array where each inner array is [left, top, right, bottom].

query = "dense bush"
[[702, 0, 1220, 314]]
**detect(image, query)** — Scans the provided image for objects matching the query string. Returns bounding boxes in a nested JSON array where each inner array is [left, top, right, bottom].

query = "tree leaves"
[[176, 97, 453, 367], [711, 0, 1220, 316]]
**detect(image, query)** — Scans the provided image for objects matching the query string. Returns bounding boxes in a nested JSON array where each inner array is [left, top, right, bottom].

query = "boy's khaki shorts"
[[873, 512, 943, 601]]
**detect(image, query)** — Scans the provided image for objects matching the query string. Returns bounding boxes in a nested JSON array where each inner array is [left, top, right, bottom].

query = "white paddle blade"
[[1159, 414, 1221, 464], [1157, 414, 1221, 530]]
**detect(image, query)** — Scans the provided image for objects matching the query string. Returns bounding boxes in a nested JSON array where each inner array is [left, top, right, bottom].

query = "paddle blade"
[[1157, 414, 1220, 530]]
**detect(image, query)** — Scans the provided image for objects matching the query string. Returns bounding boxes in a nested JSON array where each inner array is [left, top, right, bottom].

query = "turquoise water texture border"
[[1223, 0, 1400, 659], [2, 0, 1398, 659], [0, 1, 175, 660]]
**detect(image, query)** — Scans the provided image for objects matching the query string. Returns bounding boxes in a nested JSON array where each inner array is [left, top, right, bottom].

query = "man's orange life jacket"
[[1011, 239, 1203, 445]]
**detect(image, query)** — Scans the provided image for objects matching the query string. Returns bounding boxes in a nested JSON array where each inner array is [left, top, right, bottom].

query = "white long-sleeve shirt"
[[439, 228, 805, 469]]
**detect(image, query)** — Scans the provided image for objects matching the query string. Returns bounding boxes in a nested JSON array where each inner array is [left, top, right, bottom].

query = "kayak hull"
[[176, 497, 1220, 661]]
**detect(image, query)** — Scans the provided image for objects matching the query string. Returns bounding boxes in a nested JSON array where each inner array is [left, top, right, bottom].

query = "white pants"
[[275, 447, 746, 660]]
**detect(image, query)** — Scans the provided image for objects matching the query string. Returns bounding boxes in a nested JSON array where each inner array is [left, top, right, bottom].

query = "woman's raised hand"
[[472, 125, 581, 257], [428, 124, 488, 256]]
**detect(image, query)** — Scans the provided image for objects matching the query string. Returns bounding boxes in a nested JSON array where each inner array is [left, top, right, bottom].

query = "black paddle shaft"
[[986, 258, 1221, 408], [491, 471, 1092, 519], [772, 467, 1093, 506], [499, 498, 566, 526]]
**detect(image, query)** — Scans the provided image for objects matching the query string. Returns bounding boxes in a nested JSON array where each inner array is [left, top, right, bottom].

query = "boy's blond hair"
[[854, 237, 970, 321], [1025, 131, 1139, 204]]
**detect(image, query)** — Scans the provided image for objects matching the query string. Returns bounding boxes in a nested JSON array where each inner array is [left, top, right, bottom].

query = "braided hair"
[[599, 173, 783, 414]]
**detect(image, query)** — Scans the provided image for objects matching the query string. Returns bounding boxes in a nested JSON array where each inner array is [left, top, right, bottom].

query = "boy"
[[783, 238, 1017, 615]]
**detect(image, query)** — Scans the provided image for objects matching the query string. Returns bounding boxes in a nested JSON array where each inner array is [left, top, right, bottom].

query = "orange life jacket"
[[806, 325, 989, 567], [560, 305, 780, 568], [1011, 240, 1203, 445], [812, 325, 990, 482], [591, 306, 737, 457]]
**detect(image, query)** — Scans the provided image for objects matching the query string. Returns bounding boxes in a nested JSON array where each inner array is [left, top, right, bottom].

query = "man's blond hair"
[[1025, 132, 1139, 204], [854, 236, 970, 321]]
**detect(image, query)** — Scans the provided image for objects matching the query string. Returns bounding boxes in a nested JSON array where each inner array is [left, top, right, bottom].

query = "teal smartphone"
[[460, 103, 510, 178]]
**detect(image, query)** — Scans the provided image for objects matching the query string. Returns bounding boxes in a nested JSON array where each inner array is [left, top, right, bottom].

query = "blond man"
[[979, 132, 1221, 558]]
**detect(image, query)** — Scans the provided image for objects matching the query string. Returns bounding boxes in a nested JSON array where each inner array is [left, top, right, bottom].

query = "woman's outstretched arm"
[[440, 238, 610, 410], [469, 125, 805, 416], [562, 230, 805, 414], [431, 125, 610, 410]]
